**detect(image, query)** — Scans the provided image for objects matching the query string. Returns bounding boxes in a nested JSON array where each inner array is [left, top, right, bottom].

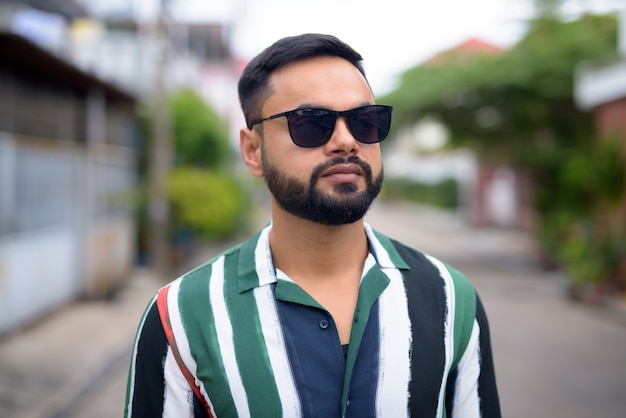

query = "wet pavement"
[[1, 201, 625, 417]]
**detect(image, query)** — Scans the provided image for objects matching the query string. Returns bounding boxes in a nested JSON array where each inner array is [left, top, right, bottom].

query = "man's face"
[[253, 56, 384, 225], [262, 150, 383, 225]]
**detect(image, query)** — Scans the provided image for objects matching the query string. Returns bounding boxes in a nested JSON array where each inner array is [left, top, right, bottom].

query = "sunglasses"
[[248, 105, 393, 148]]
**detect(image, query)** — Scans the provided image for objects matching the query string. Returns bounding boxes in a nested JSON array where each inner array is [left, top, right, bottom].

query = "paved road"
[[1, 202, 625, 417]]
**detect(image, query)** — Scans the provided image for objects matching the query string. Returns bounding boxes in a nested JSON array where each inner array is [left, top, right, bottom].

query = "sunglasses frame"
[[248, 105, 393, 148]]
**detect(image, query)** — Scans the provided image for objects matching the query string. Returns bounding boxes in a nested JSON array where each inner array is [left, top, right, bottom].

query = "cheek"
[[262, 146, 313, 179], [262, 127, 311, 172], [364, 147, 383, 173]]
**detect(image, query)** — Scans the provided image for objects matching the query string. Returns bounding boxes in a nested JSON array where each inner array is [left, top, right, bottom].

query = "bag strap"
[[157, 285, 213, 416]]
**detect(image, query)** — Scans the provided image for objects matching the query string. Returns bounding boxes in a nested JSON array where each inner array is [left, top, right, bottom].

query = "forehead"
[[264, 56, 374, 112]]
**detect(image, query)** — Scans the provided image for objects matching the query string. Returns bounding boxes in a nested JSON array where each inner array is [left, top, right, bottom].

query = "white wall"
[[0, 228, 78, 333]]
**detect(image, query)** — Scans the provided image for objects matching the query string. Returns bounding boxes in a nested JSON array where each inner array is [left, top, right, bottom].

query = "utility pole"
[[147, 0, 172, 276]]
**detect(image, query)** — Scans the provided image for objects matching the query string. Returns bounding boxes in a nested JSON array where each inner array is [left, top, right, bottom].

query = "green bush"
[[166, 167, 248, 240], [382, 178, 459, 208], [535, 137, 625, 289], [170, 89, 233, 168]]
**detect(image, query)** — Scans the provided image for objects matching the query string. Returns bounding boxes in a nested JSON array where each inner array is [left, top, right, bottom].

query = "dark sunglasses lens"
[[348, 106, 392, 144], [287, 110, 335, 148]]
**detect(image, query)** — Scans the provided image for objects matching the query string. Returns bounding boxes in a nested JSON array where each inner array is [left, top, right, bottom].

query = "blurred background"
[[0, 0, 625, 417]]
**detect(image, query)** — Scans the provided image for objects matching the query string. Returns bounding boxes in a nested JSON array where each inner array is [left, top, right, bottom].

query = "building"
[[69, 18, 241, 146], [0, 0, 245, 333], [0, 2, 138, 334], [575, 9, 626, 143]]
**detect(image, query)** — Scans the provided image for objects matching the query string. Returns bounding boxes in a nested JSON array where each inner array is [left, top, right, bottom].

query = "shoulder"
[[375, 231, 477, 306], [378, 232, 469, 280], [160, 229, 269, 311], [175, 232, 257, 289], [381, 235, 479, 363]]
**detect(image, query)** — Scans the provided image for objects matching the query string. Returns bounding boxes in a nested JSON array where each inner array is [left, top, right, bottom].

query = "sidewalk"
[[0, 269, 163, 418]]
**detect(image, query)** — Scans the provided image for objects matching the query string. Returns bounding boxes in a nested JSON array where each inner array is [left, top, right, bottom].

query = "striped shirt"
[[125, 223, 501, 417]]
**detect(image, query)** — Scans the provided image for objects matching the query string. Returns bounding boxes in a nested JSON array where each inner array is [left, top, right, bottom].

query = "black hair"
[[238, 33, 368, 128]]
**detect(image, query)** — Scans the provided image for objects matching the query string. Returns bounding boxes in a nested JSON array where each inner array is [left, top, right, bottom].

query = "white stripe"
[[451, 321, 482, 417], [371, 234, 412, 418], [256, 225, 277, 286], [163, 347, 195, 418], [425, 254, 456, 418], [377, 267, 412, 418], [365, 225, 412, 417], [168, 278, 217, 416], [125, 294, 157, 418], [253, 224, 302, 416], [363, 223, 392, 268], [210, 256, 251, 417], [254, 285, 302, 417]]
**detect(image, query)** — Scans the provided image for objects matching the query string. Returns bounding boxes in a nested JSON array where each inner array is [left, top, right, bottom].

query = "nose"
[[324, 116, 359, 155]]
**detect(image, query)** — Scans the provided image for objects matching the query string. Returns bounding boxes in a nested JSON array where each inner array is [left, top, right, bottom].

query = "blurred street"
[[1, 202, 625, 418]]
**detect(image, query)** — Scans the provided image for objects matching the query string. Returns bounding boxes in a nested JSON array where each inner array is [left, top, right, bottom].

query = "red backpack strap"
[[156, 285, 214, 416]]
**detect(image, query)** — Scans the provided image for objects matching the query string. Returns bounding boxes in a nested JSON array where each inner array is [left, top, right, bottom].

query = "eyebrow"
[[290, 101, 375, 112]]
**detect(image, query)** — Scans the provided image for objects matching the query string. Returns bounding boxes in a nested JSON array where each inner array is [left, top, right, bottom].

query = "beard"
[[262, 152, 384, 226]]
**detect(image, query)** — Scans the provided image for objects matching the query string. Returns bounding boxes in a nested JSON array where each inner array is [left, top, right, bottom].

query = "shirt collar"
[[237, 222, 410, 294]]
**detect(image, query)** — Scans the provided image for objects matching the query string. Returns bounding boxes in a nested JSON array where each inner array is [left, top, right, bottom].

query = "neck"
[[268, 204, 369, 281], [268, 203, 369, 345]]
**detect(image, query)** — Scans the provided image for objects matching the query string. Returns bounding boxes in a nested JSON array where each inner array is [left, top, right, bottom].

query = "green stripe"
[[224, 251, 283, 417], [445, 263, 476, 370], [341, 265, 389, 416], [372, 230, 410, 269], [275, 280, 323, 307], [178, 262, 238, 416], [237, 231, 263, 293]]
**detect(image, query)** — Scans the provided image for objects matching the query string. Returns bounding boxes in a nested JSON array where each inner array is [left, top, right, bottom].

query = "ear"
[[240, 127, 263, 178]]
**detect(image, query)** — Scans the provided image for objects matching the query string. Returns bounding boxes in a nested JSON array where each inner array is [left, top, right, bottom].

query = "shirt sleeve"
[[474, 295, 501, 417], [125, 300, 207, 418], [448, 294, 501, 418]]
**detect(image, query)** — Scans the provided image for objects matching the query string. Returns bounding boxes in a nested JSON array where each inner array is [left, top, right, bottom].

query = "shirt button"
[[319, 319, 329, 329]]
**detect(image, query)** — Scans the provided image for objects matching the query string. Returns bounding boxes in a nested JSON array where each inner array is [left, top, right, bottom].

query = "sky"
[[228, 0, 532, 96], [83, 0, 624, 96]]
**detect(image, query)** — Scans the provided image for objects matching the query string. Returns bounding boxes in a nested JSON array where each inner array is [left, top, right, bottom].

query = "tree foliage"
[[381, 12, 625, 291], [166, 167, 248, 240], [382, 13, 618, 164], [170, 88, 233, 168], [165, 89, 252, 245], [136, 89, 250, 259]]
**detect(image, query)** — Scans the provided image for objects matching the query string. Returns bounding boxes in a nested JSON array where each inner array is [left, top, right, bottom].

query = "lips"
[[322, 164, 362, 176], [321, 164, 362, 183]]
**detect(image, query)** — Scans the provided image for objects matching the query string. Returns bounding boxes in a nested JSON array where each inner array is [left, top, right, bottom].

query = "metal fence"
[[0, 135, 135, 238]]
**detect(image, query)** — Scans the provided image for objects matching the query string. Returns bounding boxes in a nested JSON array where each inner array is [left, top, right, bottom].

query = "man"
[[125, 33, 501, 418]]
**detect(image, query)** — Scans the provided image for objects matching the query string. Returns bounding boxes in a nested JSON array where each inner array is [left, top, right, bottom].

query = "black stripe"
[[445, 367, 458, 415], [476, 295, 502, 417], [391, 240, 447, 416], [193, 394, 210, 418], [128, 302, 168, 417]]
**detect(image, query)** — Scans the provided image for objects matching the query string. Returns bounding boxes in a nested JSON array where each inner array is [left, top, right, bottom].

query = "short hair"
[[238, 33, 368, 129]]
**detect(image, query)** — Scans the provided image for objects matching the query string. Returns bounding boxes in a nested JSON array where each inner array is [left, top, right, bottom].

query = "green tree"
[[165, 89, 251, 249], [135, 90, 250, 265], [381, 12, 625, 293], [170, 89, 232, 167], [383, 13, 618, 164]]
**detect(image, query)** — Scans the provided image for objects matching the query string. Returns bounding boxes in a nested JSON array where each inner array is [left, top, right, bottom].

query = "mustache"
[[310, 156, 373, 185]]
